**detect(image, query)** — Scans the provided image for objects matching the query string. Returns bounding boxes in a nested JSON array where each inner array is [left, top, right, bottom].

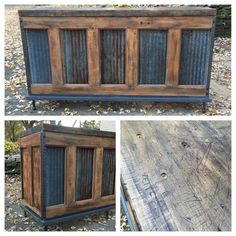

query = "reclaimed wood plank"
[[32, 147, 41, 210], [23, 16, 213, 29], [166, 29, 181, 87], [48, 28, 63, 85], [45, 132, 115, 148], [65, 146, 76, 205], [121, 121, 231, 231], [93, 148, 103, 200], [126, 29, 138, 88], [87, 28, 100, 86], [22, 147, 33, 206], [46, 196, 115, 218], [30, 84, 207, 96], [19, 7, 216, 17]]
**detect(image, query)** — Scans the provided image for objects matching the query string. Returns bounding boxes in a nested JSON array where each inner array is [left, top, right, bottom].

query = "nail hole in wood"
[[181, 141, 190, 148], [136, 133, 142, 138], [160, 172, 167, 179]]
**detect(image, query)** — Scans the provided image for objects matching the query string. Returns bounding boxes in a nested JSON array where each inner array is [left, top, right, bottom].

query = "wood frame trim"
[[166, 28, 181, 87], [23, 16, 214, 29], [126, 28, 138, 88], [31, 84, 206, 96], [46, 196, 115, 218], [93, 147, 103, 200], [87, 28, 101, 86], [65, 145, 76, 205], [48, 28, 63, 85]]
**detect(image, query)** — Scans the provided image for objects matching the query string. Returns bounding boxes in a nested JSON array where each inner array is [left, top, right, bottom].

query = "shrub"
[[5, 141, 18, 155]]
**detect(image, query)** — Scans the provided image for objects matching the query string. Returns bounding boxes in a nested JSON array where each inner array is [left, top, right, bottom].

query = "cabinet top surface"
[[18, 7, 216, 17], [20, 124, 115, 138]]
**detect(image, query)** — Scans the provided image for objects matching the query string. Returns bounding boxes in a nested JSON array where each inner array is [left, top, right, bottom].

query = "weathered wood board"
[[121, 121, 231, 231]]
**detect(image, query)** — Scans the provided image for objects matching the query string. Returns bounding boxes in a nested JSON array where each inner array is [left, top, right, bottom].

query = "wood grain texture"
[[23, 16, 213, 29], [20, 133, 40, 148], [46, 196, 115, 218], [166, 29, 181, 87], [32, 147, 41, 210], [30, 84, 206, 96], [93, 148, 103, 200], [45, 131, 115, 148], [19, 7, 216, 17], [126, 29, 138, 88], [48, 28, 63, 85], [65, 146, 76, 205], [22, 148, 33, 206], [87, 29, 100, 86], [121, 121, 231, 231]]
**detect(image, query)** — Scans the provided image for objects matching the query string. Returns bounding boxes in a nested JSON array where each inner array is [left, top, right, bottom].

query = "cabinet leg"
[[201, 102, 206, 113], [105, 210, 109, 219], [43, 225, 48, 231], [32, 100, 36, 110]]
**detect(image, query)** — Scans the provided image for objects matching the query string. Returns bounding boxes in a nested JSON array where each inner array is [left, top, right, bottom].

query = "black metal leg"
[[32, 100, 36, 110], [24, 211, 27, 217], [105, 210, 109, 219], [43, 225, 48, 231], [201, 102, 206, 113]]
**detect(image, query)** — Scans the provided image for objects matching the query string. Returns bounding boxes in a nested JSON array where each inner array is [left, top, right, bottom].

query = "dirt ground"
[[5, 5, 231, 116], [5, 175, 115, 231]]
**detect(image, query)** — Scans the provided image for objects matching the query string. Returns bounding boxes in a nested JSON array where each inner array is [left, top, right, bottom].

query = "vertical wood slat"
[[93, 148, 103, 200], [166, 29, 181, 87], [32, 147, 41, 210], [126, 29, 138, 88], [48, 28, 63, 85], [65, 146, 76, 205], [87, 29, 100, 86]]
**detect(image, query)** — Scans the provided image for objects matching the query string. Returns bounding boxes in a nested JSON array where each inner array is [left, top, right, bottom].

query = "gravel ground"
[[5, 174, 115, 231], [5, 5, 231, 116]]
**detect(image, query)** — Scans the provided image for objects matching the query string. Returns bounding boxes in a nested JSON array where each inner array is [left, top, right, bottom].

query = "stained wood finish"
[[94, 148, 103, 200], [166, 29, 181, 87], [30, 84, 206, 96], [19, 7, 216, 17], [22, 148, 33, 206], [121, 121, 231, 231], [48, 28, 63, 85], [126, 29, 138, 87], [20, 133, 40, 148], [87, 29, 100, 86], [46, 196, 115, 218], [45, 131, 115, 148], [65, 146, 76, 205], [32, 147, 41, 210], [23, 16, 213, 29]]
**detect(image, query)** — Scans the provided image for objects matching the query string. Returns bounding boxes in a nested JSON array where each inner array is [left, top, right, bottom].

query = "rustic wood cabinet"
[[19, 7, 216, 110], [20, 124, 115, 229]]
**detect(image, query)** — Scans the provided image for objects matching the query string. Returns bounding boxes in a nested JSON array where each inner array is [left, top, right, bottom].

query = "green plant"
[[5, 141, 18, 155]]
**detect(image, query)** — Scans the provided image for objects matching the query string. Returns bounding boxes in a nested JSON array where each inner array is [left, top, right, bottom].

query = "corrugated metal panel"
[[76, 148, 94, 201], [26, 29, 52, 84], [100, 30, 126, 84], [139, 30, 167, 84], [61, 30, 88, 84], [102, 149, 115, 196], [45, 147, 65, 206], [179, 30, 212, 85]]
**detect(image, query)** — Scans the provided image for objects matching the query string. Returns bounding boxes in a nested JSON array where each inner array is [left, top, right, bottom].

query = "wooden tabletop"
[[18, 7, 216, 17], [121, 121, 231, 231]]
